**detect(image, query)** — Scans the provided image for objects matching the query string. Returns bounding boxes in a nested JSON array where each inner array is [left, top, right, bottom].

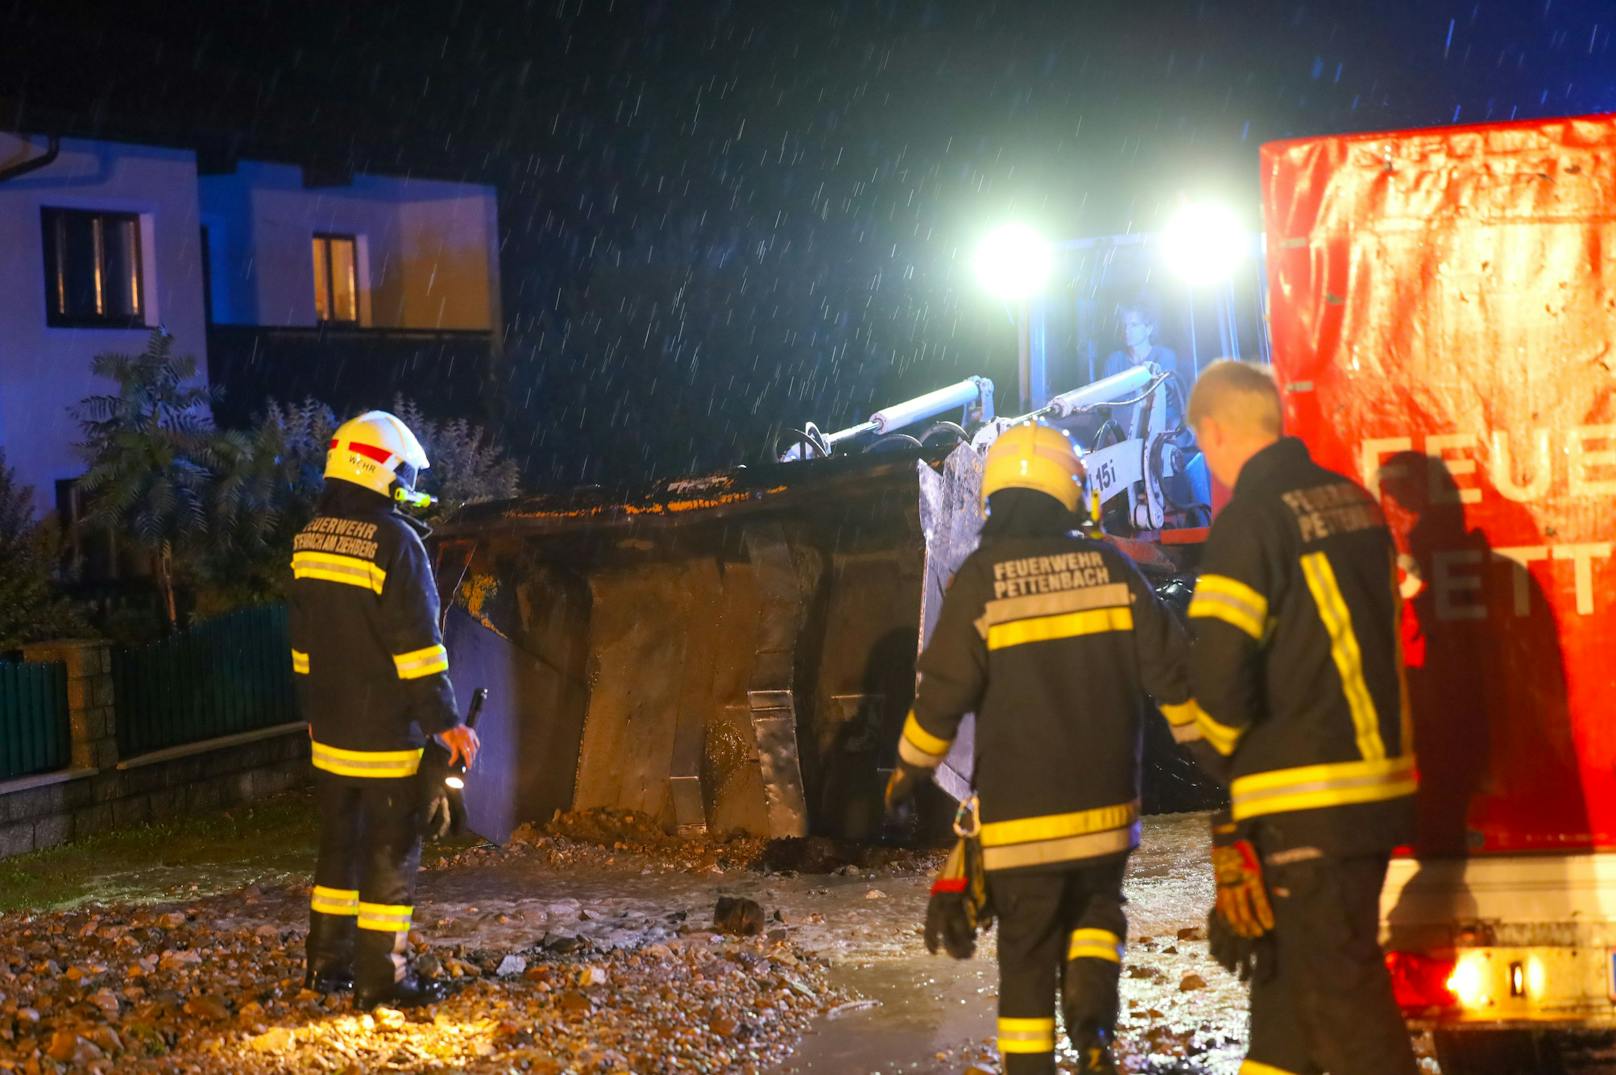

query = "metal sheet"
[[916, 442, 988, 799], [750, 695, 809, 838], [1262, 113, 1616, 853], [741, 526, 818, 838]]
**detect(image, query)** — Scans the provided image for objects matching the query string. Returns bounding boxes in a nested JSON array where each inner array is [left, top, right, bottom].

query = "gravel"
[[0, 888, 845, 1073]]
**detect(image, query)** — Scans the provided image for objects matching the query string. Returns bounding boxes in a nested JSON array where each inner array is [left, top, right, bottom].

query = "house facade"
[[0, 131, 501, 516], [0, 134, 209, 507]]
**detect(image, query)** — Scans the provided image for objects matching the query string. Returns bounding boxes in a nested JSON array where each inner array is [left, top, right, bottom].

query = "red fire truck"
[[1263, 113, 1616, 1073]]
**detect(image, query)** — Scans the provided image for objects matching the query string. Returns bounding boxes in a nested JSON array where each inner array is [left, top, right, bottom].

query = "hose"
[[1093, 371, 1174, 412], [864, 433, 925, 454], [771, 426, 831, 461], [1090, 419, 1126, 449], [918, 421, 970, 449]]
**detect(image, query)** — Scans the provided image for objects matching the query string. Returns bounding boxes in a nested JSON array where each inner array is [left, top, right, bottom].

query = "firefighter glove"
[[419, 742, 467, 840], [925, 889, 978, 959], [883, 763, 927, 819], [924, 831, 992, 960], [1210, 812, 1273, 939], [1207, 906, 1275, 983]]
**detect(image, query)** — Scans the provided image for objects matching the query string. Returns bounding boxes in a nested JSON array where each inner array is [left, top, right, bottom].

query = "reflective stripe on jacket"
[[1187, 437, 1415, 854]]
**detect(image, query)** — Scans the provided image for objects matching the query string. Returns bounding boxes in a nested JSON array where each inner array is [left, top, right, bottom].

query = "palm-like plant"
[[73, 331, 218, 628]]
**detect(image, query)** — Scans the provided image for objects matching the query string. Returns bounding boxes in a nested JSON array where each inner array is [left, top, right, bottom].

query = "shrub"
[[390, 398, 521, 519], [0, 453, 86, 652], [72, 333, 521, 622]]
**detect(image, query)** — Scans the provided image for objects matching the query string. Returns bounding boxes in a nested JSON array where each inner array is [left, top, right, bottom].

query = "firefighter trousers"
[[989, 856, 1129, 1075], [1244, 852, 1418, 1075], [306, 771, 424, 993]]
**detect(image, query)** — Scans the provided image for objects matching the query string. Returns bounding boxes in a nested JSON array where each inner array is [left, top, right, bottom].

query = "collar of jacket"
[[317, 480, 433, 538], [1233, 436, 1311, 496]]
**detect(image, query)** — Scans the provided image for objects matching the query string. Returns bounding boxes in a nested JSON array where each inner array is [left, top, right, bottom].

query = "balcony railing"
[[206, 324, 498, 427]]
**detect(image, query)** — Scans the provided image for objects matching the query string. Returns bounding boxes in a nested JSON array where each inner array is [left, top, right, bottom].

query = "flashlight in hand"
[[444, 687, 487, 791]]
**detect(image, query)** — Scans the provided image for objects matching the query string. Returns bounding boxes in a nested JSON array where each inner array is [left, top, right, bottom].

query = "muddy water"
[[779, 812, 1249, 1075]]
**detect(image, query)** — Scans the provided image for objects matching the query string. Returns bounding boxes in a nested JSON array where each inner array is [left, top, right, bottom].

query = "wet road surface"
[[410, 812, 1251, 1074], [196, 806, 1616, 1075]]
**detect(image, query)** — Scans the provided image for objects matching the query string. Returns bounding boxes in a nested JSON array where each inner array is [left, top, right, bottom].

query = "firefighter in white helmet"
[[288, 410, 480, 1010], [885, 420, 1196, 1075]]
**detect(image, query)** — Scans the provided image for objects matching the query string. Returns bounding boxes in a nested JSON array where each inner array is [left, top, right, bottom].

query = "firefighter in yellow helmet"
[[885, 421, 1195, 1075], [289, 411, 480, 1010]]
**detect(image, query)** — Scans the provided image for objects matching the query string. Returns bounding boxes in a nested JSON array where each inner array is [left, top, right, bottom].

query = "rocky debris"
[[247, 1026, 295, 1053], [713, 895, 765, 936], [427, 807, 947, 880], [0, 895, 845, 1074]]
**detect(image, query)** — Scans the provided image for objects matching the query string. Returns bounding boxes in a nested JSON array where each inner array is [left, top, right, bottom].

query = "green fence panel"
[[115, 604, 299, 757], [0, 660, 70, 781]]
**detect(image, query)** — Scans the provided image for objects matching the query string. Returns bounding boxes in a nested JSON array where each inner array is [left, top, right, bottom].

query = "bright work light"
[[1446, 952, 1491, 1010], [1162, 199, 1245, 285], [973, 223, 1053, 301]]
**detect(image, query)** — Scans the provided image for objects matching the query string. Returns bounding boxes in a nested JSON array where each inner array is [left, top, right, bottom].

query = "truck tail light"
[[1385, 950, 1458, 1011]]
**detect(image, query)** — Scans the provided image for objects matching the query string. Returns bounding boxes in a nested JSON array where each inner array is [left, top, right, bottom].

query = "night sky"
[[6, 0, 1615, 487]]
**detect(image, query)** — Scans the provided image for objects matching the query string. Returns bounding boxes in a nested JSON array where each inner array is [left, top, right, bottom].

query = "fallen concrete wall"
[[433, 451, 1223, 844], [435, 458, 928, 842]]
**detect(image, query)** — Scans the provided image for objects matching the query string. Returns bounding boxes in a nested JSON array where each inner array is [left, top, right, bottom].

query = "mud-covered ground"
[[9, 798, 1599, 1073]]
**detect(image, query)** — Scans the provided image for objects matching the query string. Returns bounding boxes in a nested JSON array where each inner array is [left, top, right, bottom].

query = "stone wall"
[[0, 640, 310, 860]]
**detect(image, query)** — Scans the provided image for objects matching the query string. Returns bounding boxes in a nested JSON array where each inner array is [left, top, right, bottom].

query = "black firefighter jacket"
[[1178, 437, 1416, 857], [289, 482, 461, 781], [897, 532, 1195, 873]]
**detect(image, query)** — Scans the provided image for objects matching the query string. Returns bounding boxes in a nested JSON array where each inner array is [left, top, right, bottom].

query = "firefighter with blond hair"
[[885, 420, 1196, 1075], [289, 410, 479, 1010], [1178, 359, 1417, 1074]]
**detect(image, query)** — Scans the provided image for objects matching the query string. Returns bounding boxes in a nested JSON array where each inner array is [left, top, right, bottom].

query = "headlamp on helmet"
[[325, 411, 437, 510]]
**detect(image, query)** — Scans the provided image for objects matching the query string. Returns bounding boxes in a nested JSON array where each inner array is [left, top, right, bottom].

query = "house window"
[[312, 234, 359, 324], [41, 208, 145, 328]]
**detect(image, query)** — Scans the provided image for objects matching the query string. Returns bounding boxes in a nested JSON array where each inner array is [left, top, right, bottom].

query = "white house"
[[197, 160, 501, 333], [0, 134, 209, 508], [0, 131, 502, 518]]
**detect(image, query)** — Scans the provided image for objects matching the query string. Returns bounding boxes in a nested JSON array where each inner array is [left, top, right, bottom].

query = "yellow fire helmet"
[[980, 420, 1086, 514], [324, 410, 435, 508]]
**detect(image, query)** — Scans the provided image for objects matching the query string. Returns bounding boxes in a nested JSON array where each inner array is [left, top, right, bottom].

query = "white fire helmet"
[[324, 411, 434, 508]]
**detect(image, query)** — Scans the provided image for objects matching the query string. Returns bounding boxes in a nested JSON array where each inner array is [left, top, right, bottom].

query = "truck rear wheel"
[[1432, 1029, 1566, 1075]]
